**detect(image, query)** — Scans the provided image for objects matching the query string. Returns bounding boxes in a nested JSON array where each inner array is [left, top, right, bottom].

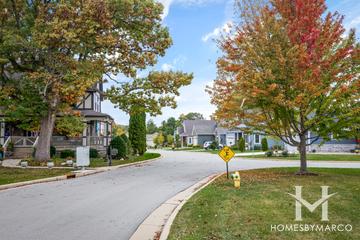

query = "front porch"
[[0, 111, 114, 158]]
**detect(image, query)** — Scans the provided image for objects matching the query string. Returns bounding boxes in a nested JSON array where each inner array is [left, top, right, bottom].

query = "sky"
[[102, 0, 360, 126]]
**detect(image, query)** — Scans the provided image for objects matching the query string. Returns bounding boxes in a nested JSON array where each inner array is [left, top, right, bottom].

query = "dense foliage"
[[120, 134, 132, 154], [110, 136, 127, 159], [261, 138, 268, 151], [208, 0, 360, 173], [0, 0, 172, 161], [129, 107, 146, 155], [60, 150, 75, 159], [238, 137, 246, 152]]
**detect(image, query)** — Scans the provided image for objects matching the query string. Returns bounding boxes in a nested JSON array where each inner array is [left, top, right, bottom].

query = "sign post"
[[218, 146, 235, 179]]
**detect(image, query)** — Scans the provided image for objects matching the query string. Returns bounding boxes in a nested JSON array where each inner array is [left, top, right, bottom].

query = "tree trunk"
[[298, 133, 308, 174], [34, 109, 56, 162]]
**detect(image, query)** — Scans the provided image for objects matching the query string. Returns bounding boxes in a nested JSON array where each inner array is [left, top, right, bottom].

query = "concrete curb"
[[130, 172, 222, 240], [0, 155, 162, 192]]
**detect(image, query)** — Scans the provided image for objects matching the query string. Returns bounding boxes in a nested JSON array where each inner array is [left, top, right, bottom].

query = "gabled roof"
[[215, 127, 228, 135], [179, 120, 217, 136]]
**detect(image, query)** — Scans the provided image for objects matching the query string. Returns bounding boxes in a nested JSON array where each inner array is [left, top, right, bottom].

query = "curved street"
[[0, 150, 359, 240]]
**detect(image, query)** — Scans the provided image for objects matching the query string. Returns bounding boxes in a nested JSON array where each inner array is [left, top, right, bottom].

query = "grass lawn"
[[168, 168, 360, 240], [198, 149, 263, 154], [0, 167, 71, 185], [237, 154, 360, 161], [89, 152, 160, 168], [166, 148, 262, 154]]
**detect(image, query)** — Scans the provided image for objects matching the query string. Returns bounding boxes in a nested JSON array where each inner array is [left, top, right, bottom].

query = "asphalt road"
[[0, 150, 359, 240]]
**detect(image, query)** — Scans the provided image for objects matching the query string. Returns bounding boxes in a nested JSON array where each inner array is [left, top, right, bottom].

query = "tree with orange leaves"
[[0, 0, 172, 161], [207, 0, 360, 174]]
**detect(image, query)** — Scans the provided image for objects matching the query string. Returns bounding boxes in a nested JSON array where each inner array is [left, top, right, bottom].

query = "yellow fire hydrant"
[[231, 171, 241, 189]]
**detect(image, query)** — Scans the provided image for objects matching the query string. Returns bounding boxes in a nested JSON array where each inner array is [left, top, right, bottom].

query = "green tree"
[[107, 71, 193, 116], [160, 117, 177, 136], [178, 112, 204, 122], [175, 134, 181, 148], [54, 115, 85, 137], [129, 106, 146, 155], [167, 135, 174, 146], [113, 125, 128, 137], [155, 132, 165, 147], [238, 137, 245, 152], [120, 134, 132, 154], [261, 138, 268, 151], [146, 119, 158, 134], [0, 0, 172, 161], [110, 136, 127, 159]]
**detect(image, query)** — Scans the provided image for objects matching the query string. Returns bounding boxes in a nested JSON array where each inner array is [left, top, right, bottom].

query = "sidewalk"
[[1, 159, 21, 167], [235, 151, 265, 156]]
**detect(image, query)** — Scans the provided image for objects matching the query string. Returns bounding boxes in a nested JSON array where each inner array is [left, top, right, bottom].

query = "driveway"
[[0, 150, 359, 240]]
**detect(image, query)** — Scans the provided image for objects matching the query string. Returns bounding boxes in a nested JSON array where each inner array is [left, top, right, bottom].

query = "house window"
[[255, 134, 260, 144], [93, 92, 101, 112], [189, 137, 192, 144]]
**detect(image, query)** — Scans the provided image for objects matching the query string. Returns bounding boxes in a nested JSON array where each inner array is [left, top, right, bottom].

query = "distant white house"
[[146, 133, 157, 148]]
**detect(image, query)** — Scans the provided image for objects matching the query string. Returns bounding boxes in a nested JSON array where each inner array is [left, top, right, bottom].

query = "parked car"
[[203, 141, 212, 150], [204, 141, 224, 150]]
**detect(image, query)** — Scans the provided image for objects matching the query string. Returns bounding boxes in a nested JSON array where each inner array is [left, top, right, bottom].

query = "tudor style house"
[[0, 82, 114, 158]]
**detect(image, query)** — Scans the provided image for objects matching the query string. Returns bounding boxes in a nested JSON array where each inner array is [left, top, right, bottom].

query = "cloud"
[[157, 0, 224, 20], [161, 63, 175, 71], [161, 55, 187, 72], [157, 0, 173, 20], [202, 21, 232, 42], [347, 16, 360, 29]]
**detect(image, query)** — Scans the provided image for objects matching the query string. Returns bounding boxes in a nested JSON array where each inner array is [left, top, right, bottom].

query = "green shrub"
[[50, 146, 56, 158], [110, 136, 127, 159], [192, 145, 201, 149], [120, 134, 132, 153], [60, 150, 75, 159], [261, 138, 268, 151], [90, 148, 99, 158], [175, 134, 181, 148], [254, 145, 262, 150], [188, 144, 193, 147], [272, 145, 283, 151], [282, 150, 289, 157], [209, 141, 219, 150], [238, 137, 245, 152], [232, 144, 239, 150], [265, 151, 273, 157]]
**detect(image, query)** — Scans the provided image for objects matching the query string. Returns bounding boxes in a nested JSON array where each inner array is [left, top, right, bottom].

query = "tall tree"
[[160, 117, 177, 136], [0, 0, 171, 161], [208, 0, 359, 174], [179, 112, 204, 122], [107, 71, 193, 116], [146, 119, 158, 134], [129, 106, 146, 155]]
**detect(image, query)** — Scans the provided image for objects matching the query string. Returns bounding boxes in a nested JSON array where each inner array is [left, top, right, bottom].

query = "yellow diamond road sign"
[[218, 146, 235, 163]]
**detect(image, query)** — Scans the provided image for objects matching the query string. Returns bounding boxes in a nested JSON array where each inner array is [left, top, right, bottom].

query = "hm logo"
[[288, 186, 337, 221]]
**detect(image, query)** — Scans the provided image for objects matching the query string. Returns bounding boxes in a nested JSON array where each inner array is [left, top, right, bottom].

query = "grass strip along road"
[[0, 152, 160, 185], [238, 154, 360, 161], [168, 168, 360, 240]]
